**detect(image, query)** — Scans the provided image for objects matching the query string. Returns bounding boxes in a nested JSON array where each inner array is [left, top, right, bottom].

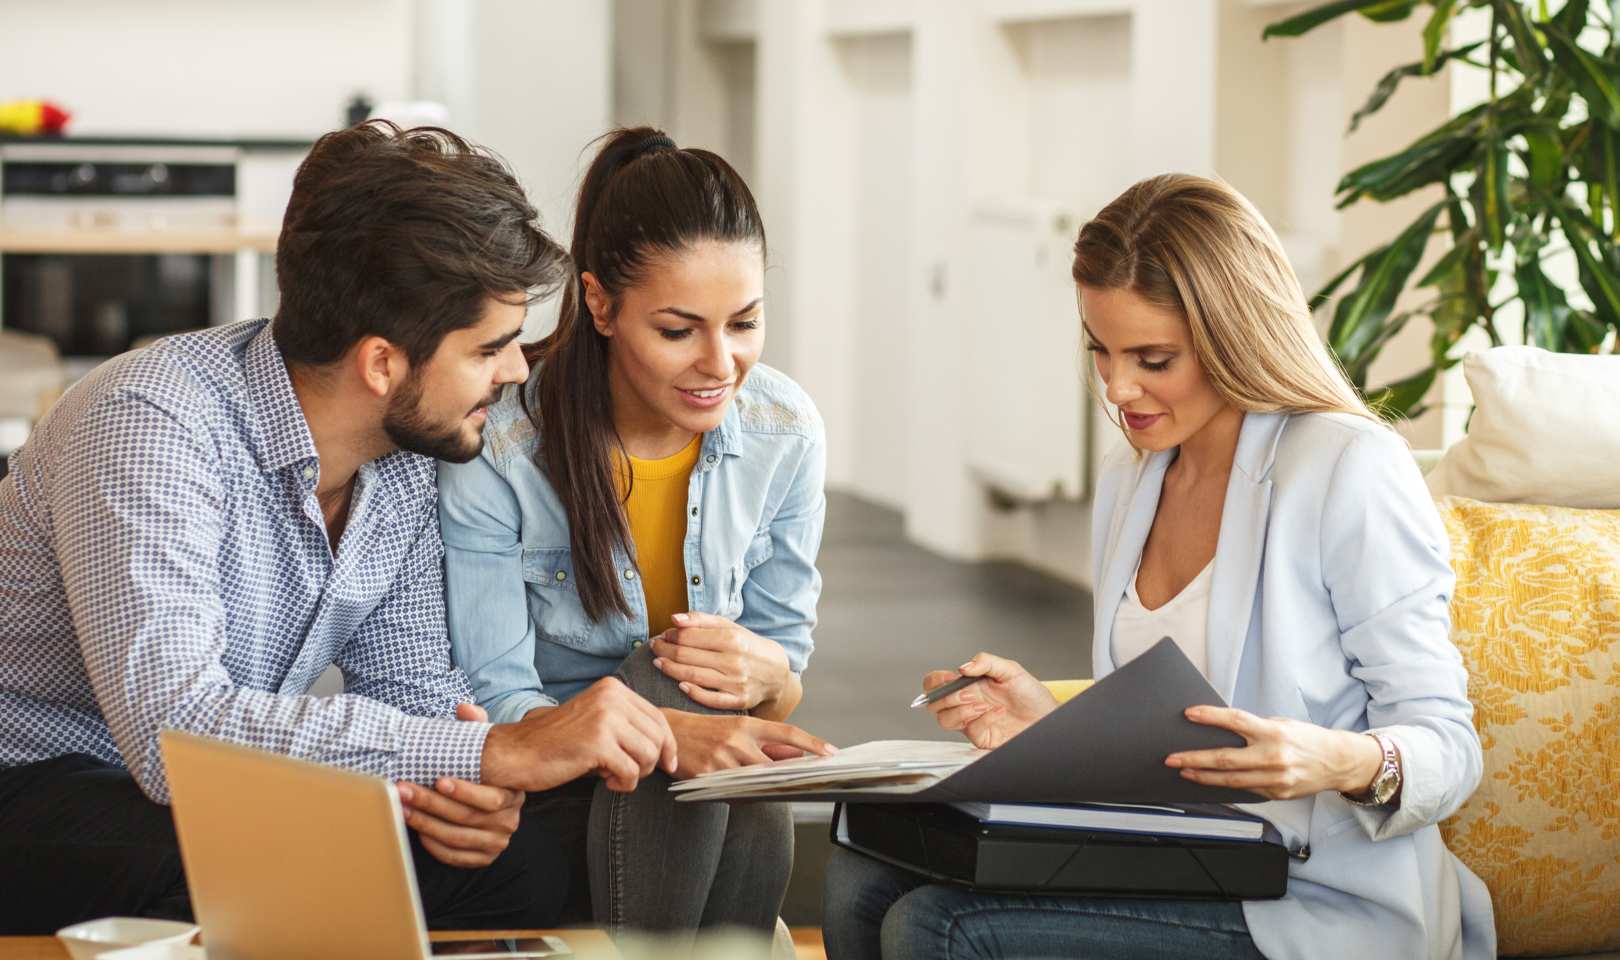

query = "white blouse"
[[1110, 558, 1214, 677]]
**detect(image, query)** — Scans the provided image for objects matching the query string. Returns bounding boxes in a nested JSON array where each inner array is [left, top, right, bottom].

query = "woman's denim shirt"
[[437, 362, 826, 722]]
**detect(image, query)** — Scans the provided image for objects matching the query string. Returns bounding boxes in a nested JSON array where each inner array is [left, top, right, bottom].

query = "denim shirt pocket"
[[724, 531, 774, 619], [521, 547, 596, 649]]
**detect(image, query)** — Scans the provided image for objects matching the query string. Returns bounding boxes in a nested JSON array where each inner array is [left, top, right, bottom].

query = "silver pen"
[[909, 673, 987, 708]]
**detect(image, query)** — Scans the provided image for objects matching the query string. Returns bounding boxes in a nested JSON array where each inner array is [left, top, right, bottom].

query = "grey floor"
[[789, 491, 1095, 750]]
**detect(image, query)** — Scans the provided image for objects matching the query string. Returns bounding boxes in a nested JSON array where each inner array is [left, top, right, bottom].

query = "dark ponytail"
[[523, 127, 765, 622]]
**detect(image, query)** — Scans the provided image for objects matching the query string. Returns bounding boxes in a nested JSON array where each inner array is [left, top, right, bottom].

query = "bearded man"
[[0, 122, 677, 934]]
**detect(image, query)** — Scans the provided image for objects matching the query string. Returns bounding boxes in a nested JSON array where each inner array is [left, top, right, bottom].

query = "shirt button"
[[705, 455, 717, 464], [631, 640, 643, 649], [624, 569, 636, 580], [691, 575, 701, 586], [555, 571, 566, 581], [302, 466, 315, 480], [691, 507, 698, 517]]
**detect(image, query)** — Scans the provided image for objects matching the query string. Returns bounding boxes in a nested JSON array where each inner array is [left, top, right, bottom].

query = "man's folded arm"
[[51, 392, 484, 804]]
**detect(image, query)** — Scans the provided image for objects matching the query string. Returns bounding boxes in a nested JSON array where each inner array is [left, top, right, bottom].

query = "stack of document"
[[670, 740, 987, 802], [949, 801, 1266, 841]]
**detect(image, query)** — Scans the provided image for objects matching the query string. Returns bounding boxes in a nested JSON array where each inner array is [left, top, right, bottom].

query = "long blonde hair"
[[1071, 174, 1379, 444]]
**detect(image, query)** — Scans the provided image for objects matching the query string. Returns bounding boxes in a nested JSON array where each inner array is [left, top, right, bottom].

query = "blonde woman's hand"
[[649, 612, 799, 718], [925, 653, 1060, 749], [1165, 706, 1395, 802]]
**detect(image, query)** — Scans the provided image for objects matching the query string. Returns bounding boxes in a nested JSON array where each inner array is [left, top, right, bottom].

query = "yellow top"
[[622, 434, 702, 635]]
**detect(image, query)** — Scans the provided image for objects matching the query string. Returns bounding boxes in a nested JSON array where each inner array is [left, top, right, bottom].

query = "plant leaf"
[[1366, 366, 1438, 421], [1422, 0, 1459, 73], [1311, 254, 1373, 308], [1263, 0, 1415, 38], [1361, 0, 1421, 21], [1478, 140, 1512, 252], [1349, 42, 1486, 132], [1336, 99, 1512, 206], [1541, 188, 1620, 321], [1327, 201, 1446, 384], [1516, 258, 1575, 348], [1523, 121, 1564, 188], [1543, 23, 1620, 128], [1565, 309, 1611, 352], [1417, 225, 1480, 287], [1493, 0, 1547, 78], [1551, 0, 1590, 36]]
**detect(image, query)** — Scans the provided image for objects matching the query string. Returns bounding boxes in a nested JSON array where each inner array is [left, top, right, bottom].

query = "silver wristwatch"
[[1341, 733, 1400, 807]]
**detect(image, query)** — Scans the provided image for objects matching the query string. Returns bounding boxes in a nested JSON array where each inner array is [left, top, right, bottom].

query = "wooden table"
[[0, 930, 620, 959]]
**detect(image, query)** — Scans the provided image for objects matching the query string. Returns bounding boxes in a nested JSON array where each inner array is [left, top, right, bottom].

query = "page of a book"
[[669, 740, 986, 801]]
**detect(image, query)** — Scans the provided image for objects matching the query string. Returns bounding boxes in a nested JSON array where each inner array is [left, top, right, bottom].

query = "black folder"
[[833, 802, 1289, 900]]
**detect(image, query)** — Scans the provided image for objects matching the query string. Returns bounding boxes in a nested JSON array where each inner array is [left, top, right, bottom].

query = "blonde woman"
[[822, 175, 1492, 960]]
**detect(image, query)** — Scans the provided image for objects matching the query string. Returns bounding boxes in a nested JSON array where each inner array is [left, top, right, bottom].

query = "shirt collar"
[[705, 400, 744, 463], [243, 322, 320, 475]]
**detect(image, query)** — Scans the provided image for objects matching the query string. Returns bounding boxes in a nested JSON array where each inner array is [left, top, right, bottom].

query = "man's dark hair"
[[273, 121, 568, 367]]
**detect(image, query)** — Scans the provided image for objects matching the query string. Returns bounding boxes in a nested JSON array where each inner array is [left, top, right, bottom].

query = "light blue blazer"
[[1092, 411, 1493, 960]]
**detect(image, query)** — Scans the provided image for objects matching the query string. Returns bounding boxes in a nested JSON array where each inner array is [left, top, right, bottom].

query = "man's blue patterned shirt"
[[0, 319, 488, 803]]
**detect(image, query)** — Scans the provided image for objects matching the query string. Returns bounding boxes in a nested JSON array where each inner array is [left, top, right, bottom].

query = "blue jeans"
[[822, 847, 1268, 960]]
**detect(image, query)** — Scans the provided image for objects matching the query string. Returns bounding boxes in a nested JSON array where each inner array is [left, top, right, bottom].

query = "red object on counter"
[[0, 100, 73, 136]]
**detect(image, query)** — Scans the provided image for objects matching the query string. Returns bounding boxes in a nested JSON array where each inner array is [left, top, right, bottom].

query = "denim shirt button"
[[631, 640, 643, 649], [691, 575, 701, 586], [623, 569, 636, 580], [705, 455, 717, 464], [555, 571, 566, 581]]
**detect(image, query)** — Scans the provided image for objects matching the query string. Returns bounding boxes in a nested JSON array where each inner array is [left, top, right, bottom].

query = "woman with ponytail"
[[438, 129, 834, 940]]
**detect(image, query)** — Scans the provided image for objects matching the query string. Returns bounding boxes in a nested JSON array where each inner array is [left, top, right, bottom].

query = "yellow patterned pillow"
[[1435, 497, 1620, 957]]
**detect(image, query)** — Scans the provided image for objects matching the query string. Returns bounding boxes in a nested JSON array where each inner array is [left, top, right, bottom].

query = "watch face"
[[1371, 768, 1399, 805]]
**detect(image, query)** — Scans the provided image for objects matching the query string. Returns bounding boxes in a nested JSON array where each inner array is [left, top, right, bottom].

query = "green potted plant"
[[1265, 0, 1620, 417]]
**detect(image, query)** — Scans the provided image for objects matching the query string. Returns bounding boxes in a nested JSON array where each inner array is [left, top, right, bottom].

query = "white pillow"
[[1425, 346, 1620, 509]]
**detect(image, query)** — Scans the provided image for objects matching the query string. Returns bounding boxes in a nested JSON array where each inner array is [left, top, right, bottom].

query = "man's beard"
[[382, 372, 500, 464]]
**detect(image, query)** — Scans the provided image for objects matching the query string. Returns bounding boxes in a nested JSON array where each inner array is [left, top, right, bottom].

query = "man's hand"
[[662, 709, 836, 780], [480, 677, 677, 793], [397, 703, 522, 869], [649, 612, 797, 717], [925, 652, 1059, 749]]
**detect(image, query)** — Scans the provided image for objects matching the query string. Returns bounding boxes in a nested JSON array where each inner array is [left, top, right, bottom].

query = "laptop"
[[159, 729, 570, 960]]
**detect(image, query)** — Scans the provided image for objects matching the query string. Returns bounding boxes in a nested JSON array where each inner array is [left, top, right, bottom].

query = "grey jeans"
[[525, 644, 794, 943]]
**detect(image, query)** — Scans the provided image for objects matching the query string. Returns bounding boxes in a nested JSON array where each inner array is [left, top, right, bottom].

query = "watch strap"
[[1340, 733, 1400, 807]]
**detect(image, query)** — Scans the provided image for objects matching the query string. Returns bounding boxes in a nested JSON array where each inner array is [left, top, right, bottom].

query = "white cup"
[[55, 918, 200, 960], [96, 943, 207, 960]]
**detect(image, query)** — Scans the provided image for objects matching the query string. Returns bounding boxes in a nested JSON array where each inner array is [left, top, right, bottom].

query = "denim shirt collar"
[[701, 398, 745, 468], [243, 322, 320, 476]]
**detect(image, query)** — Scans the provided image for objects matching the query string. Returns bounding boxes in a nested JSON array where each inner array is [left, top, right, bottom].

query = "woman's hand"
[[650, 612, 796, 717], [662, 709, 836, 780], [925, 653, 1060, 749], [1166, 706, 1395, 802]]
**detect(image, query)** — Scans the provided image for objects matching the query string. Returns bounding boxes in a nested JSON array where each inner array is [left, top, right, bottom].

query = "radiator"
[[965, 197, 1092, 502]]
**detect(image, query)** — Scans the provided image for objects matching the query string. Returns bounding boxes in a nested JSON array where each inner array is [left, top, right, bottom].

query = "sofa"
[[1417, 347, 1620, 959]]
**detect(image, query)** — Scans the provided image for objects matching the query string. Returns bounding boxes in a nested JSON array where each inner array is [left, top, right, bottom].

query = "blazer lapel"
[[1204, 412, 1288, 704], [1093, 449, 1174, 680]]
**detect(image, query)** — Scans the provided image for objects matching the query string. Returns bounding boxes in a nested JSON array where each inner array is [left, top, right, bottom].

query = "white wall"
[[415, 0, 612, 246], [0, 0, 413, 138]]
